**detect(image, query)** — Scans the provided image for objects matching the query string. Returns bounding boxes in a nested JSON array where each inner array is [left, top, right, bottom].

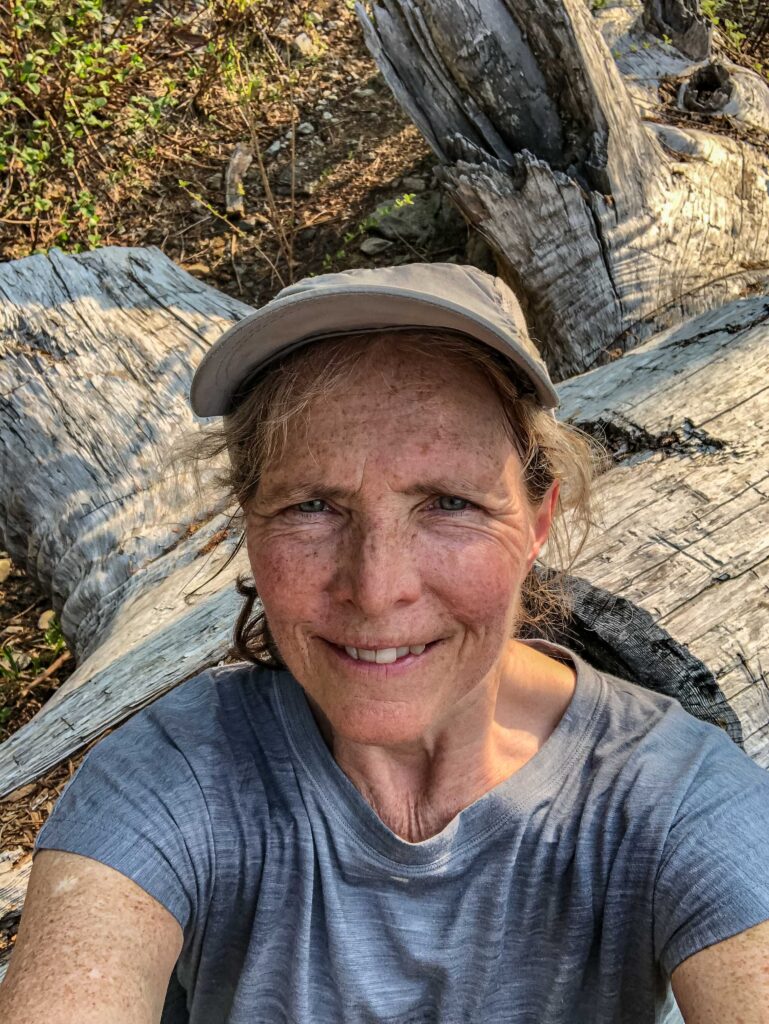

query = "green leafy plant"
[[0, 0, 309, 255], [44, 616, 66, 656]]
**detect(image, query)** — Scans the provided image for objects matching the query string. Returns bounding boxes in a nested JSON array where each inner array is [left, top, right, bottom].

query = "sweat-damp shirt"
[[34, 638, 769, 1024]]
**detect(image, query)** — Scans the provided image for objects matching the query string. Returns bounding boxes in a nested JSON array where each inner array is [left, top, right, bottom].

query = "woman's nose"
[[330, 522, 421, 615]]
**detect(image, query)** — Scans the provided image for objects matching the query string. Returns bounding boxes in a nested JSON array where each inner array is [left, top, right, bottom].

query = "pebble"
[[292, 32, 315, 57], [359, 236, 393, 256], [265, 140, 282, 158], [401, 175, 428, 193], [297, 122, 315, 136], [38, 609, 57, 630], [322, 110, 335, 121]]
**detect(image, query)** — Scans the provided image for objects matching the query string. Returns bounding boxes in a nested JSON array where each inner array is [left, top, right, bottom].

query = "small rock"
[[265, 140, 282, 158], [297, 121, 315, 136], [307, 10, 323, 24], [206, 172, 221, 189], [276, 164, 316, 196], [359, 236, 394, 256], [275, 17, 291, 38], [401, 175, 428, 193], [38, 609, 56, 631], [239, 218, 258, 233], [322, 110, 334, 122], [12, 651, 31, 671], [0, 558, 11, 584], [326, 19, 340, 31], [292, 31, 315, 57], [353, 87, 376, 98]]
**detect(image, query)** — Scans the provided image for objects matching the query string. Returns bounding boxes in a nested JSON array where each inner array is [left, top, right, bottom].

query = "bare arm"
[[0, 849, 183, 1024], [672, 918, 769, 1024]]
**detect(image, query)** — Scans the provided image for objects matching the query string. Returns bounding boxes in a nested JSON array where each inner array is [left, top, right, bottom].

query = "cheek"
[[248, 533, 337, 618], [420, 533, 529, 626]]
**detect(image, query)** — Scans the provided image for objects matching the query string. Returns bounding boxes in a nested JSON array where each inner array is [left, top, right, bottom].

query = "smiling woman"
[[217, 325, 596, 669], [3, 264, 769, 1024]]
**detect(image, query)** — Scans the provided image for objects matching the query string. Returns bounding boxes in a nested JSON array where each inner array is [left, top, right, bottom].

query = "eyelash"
[[289, 496, 476, 518]]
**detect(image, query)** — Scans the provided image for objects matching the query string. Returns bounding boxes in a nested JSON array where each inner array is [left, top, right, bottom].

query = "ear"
[[526, 479, 560, 571]]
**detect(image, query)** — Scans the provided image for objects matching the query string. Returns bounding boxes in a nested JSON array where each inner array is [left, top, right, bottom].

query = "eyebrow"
[[258, 476, 499, 506]]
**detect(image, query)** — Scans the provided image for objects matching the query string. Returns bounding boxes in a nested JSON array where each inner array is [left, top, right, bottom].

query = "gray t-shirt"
[[34, 638, 769, 1023]]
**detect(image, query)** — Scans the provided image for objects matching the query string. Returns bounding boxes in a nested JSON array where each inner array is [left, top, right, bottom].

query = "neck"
[[308, 640, 577, 843]]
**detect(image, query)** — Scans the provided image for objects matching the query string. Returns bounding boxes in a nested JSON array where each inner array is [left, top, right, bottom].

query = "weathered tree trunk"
[[356, 0, 769, 378], [1, 247, 768, 982], [0, 247, 252, 789]]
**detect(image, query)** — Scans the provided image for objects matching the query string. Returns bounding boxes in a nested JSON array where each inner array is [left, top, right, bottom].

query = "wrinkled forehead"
[[296, 347, 512, 443]]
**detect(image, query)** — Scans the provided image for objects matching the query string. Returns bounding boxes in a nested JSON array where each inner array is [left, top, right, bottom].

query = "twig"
[[230, 233, 243, 295], [3, 600, 44, 626], [18, 650, 72, 698], [177, 181, 285, 283], [166, 214, 212, 239]]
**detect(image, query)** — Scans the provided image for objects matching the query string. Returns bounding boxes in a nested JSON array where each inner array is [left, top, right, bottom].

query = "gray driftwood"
[[1, 247, 768, 981], [355, 0, 769, 379]]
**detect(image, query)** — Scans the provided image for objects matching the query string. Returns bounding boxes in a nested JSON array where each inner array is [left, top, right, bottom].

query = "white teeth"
[[375, 648, 398, 664], [341, 643, 430, 661]]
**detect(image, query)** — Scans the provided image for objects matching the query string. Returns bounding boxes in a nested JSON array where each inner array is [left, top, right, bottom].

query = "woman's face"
[[245, 342, 557, 748]]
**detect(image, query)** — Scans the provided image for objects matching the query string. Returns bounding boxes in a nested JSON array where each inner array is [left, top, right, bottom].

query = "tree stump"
[[356, 0, 769, 378]]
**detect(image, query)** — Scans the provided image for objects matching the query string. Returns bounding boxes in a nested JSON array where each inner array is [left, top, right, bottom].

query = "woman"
[[1, 264, 768, 1023]]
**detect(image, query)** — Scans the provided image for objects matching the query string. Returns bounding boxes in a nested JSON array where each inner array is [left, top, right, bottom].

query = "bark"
[[356, 0, 769, 378]]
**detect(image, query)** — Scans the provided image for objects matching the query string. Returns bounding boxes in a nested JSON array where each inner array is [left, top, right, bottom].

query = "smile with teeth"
[[341, 643, 428, 664]]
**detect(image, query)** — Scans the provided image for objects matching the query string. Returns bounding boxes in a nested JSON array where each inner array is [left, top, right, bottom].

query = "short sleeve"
[[653, 728, 769, 977], [34, 699, 215, 933]]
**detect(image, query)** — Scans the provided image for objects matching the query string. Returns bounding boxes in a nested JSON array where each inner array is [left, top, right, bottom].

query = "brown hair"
[[179, 328, 605, 668]]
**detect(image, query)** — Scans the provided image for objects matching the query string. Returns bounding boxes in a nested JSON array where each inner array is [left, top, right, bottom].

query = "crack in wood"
[[669, 301, 769, 347], [574, 414, 729, 464]]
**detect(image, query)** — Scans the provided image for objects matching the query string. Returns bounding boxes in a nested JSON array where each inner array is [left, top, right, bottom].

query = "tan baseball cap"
[[190, 263, 559, 417]]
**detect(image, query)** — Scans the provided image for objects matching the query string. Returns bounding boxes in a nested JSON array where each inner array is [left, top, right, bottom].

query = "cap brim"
[[190, 285, 560, 416]]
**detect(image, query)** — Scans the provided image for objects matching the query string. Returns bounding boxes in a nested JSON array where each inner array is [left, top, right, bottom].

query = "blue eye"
[[294, 499, 329, 515], [436, 495, 472, 512]]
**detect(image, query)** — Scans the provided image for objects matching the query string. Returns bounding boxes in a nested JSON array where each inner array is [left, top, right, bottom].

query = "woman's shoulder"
[[78, 660, 292, 794], [127, 659, 280, 734], [573, 649, 768, 814]]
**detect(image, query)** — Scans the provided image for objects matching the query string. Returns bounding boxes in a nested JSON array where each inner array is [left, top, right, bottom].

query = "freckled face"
[[245, 345, 556, 748]]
